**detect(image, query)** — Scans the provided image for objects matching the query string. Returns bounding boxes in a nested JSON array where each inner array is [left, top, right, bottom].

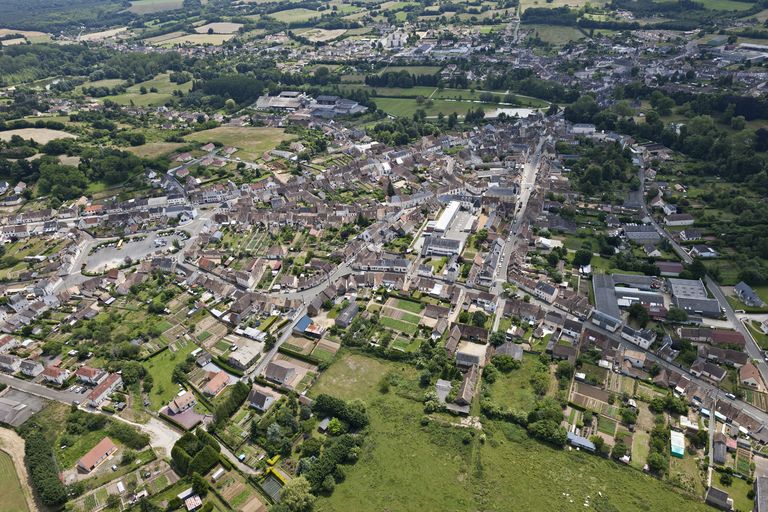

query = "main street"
[[492, 131, 549, 294]]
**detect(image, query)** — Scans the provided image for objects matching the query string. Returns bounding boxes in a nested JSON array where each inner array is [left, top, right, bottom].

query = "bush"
[[23, 431, 67, 506], [188, 445, 220, 476]]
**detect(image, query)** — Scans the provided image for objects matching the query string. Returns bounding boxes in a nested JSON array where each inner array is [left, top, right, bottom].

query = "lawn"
[[313, 353, 712, 512], [395, 298, 424, 314], [184, 127, 295, 161], [0, 450, 29, 512], [488, 354, 547, 413], [597, 415, 617, 437], [379, 316, 419, 335], [374, 97, 502, 118], [143, 342, 197, 410]]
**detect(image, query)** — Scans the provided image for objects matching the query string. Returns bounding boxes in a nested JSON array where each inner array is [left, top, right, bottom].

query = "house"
[[495, 342, 523, 361], [41, 366, 70, 386], [203, 371, 229, 397], [168, 391, 196, 414], [734, 281, 765, 308], [533, 282, 558, 303], [704, 487, 733, 510], [691, 358, 727, 383], [265, 360, 296, 385], [680, 229, 701, 241], [655, 261, 684, 277], [77, 437, 117, 473], [19, 359, 43, 377], [75, 365, 106, 385], [335, 302, 359, 329], [0, 335, 17, 353], [248, 385, 277, 412], [455, 365, 478, 407], [0, 354, 21, 373], [88, 373, 123, 407], [623, 349, 646, 369], [691, 245, 718, 258], [740, 362, 762, 389]]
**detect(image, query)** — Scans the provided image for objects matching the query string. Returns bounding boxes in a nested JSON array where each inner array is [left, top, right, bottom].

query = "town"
[[1, 0, 768, 511]]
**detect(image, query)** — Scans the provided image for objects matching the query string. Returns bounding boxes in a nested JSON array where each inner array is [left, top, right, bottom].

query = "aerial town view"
[[1, 0, 768, 511]]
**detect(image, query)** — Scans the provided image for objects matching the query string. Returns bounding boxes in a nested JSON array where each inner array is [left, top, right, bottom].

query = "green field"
[[394, 299, 423, 313], [184, 126, 295, 161], [312, 353, 711, 512], [0, 450, 29, 512], [488, 354, 548, 412], [270, 8, 321, 22], [374, 97, 502, 118], [143, 342, 197, 410], [104, 73, 192, 107], [55, 428, 111, 470], [380, 316, 419, 335], [128, 0, 183, 14], [377, 66, 443, 75]]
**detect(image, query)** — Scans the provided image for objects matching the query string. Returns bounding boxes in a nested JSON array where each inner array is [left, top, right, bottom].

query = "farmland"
[[103, 73, 192, 107], [0, 128, 76, 144], [128, 0, 183, 14], [312, 353, 710, 512]]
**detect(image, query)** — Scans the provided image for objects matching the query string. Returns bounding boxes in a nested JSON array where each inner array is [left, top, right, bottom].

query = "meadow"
[[128, 0, 183, 14], [103, 73, 192, 107], [270, 8, 321, 23], [311, 353, 711, 512], [0, 128, 76, 144], [0, 450, 29, 512], [143, 341, 197, 410], [184, 126, 295, 160]]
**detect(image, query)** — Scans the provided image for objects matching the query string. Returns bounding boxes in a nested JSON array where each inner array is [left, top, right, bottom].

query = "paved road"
[[587, 323, 768, 426], [0, 373, 82, 402], [638, 167, 768, 391], [493, 132, 548, 293]]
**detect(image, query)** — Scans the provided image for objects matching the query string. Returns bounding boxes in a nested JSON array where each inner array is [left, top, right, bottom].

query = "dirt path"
[[0, 427, 37, 512]]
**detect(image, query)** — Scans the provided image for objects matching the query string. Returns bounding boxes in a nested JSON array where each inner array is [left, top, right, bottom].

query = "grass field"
[[0, 128, 76, 144], [129, 0, 183, 14], [312, 353, 712, 512], [143, 341, 197, 410], [396, 299, 424, 314], [0, 450, 29, 512], [270, 8, 321, 22], [184, 126, 295, 161], [377, 65, 443, 75], [194, 22, 244, 34], [104, 73, 192, 107], [526, 24, 587, 45], [124, 142, 184, 158], [380, 316, 419, 335], [157, 33, 235, 47], [374, 97, 502, 118], [488, 354, 548, 412]]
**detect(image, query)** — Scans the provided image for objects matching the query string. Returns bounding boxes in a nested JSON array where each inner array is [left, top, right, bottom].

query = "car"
[[724, 393, 736, 400], [111, 465, 118, 471]]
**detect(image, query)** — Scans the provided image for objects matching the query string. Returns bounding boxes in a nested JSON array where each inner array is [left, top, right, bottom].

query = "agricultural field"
[[124, 142, 185, 158], [0, 128, 76, 144], [269, 8, 321, 23], [294, 28, 347, 42], [0, 450, 29, 512], [312, 353, 711, 512], [157, 33, 235, 47], [194, 22, 244, 34], [184, 126, 296, 161], [128, 0, 183, 14]]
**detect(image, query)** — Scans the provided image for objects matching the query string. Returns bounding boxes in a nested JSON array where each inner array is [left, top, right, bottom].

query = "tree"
[[471, 310, 487, 328], [647, 452, 667, 474], [279, 476, 315, 512], [489, 331, 506, 347], [720, 472, 733, 486], [106, 494, 121, 509], [667, 307, 688, 323], [572, 249, 593, 267], [192, 472, 209, 495], [627, 303, 649, 327], [386, 180, 395, 197], [612, 442, 628, 459]]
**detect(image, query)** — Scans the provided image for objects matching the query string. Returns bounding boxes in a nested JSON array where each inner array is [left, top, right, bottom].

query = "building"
[[77, 437, 117, 473], [19, 359, 43, 377], [566, 431, 596, 452], [335, 302, 359, 329], [168, 391, 196, 414], [713, 433, 727, 465], [670, 429, 685, 458], [0, 354, 21, 373], [41, 366, 70, 386], [533, 282, 558, 303], [734, 281, 765, 307], [754, 476, 768, 512], [227, 341, 263, 370], [704, 487, 733, 510], [455, 341, 488, 368], [75, 365, 106, 385], [664, 213, 695, 226], [248, 385, 277, 412], [203, 371, 229, 397], [265, 360, 296, 385], [88, 373, 123, 407], [740, 362, 762, 388]]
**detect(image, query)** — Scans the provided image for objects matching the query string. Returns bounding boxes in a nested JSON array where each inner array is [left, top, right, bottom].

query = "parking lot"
[[85, 232, 183, 273]]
